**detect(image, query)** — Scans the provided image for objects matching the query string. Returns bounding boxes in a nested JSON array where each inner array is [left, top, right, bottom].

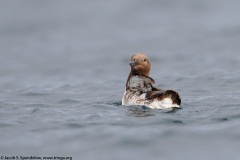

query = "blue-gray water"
[[1, 1, 240, 160]]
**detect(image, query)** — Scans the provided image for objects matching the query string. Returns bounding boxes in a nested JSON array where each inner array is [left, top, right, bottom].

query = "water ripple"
[[58, 99, 81, 104]]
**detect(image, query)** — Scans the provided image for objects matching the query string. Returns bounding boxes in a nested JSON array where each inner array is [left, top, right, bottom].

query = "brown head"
[[129, 53, 151, 76]]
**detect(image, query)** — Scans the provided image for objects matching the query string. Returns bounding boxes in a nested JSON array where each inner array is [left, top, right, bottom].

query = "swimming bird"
[[122, 53, 181, 109]]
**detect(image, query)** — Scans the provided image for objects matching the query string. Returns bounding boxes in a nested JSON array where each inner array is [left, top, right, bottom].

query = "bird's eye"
[[144, 59, 146, 61]]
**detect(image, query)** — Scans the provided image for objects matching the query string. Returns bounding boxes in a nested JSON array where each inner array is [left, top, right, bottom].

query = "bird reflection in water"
[[127, 105, 155, 117], [127, 105, 180, 117]]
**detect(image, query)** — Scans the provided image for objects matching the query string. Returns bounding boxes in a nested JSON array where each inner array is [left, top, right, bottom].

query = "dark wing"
[[151, 85, 161, 91], [140, 75, 163, 93], [145, 90, 165, 100], [146, 90, 181, 106]]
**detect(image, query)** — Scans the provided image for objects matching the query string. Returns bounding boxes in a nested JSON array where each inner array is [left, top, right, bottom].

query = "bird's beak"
[[129, 61, 137, 67]]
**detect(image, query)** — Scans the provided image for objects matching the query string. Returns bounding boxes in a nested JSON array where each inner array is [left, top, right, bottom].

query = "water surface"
[[0, 1, 240, 160]]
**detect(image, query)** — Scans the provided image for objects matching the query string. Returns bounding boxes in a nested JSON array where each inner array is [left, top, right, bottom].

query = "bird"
[[122, 53, 181, 109]]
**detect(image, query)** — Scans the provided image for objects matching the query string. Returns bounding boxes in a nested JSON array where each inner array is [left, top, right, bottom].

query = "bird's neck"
[[125, 70, 150, 89]]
